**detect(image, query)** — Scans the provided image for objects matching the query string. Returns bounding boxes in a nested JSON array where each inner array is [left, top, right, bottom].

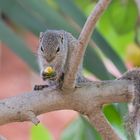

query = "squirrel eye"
[[61, 37, 63, 44], [41, 46, 44, 52], [56, 47, 60, 53]]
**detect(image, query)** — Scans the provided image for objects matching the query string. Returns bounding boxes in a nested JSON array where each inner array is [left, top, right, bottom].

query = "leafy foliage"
[[98, 0, 138, 57], [108, 0, 138, 34]]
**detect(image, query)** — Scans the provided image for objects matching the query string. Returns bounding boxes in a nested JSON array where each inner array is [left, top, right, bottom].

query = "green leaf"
[[54, 0, 85, 26], [103, 104, 127, 139], [75, 0, 92, 13], [16, 0, 74, 31], [98, 9, 135, 58], [0, 0, 75, 35], [84, 47, 115, 80], [31, 124, 53, 140], [61, 116, 102, 140], [93, 29, 127, 73], [0, 20, 39, 72], [107, 0, 138, 34], [0, 0, 46, 35], [103, 104, 123, 127]]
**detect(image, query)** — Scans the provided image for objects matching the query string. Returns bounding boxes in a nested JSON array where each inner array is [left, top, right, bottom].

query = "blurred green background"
[[0, 0, 140, 139]]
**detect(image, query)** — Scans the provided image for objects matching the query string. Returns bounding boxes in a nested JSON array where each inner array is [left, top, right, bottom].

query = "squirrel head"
[[38, 30, 68, 63]]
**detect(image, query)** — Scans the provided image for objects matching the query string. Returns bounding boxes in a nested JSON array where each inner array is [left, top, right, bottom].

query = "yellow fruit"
[[44, 66, 54, 74], [126, 43, 140, 67], [42, 66, 56, 79]]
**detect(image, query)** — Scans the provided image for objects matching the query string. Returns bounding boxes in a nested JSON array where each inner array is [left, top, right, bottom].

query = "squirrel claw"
[[34, 85, 49, 91]]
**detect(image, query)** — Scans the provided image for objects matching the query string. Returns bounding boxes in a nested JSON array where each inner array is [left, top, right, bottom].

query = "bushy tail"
[[126, 102, 140, 138], [118, 69, 140, 138]]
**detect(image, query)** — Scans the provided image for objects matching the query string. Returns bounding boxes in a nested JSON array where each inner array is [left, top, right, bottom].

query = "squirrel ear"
[[59, 31, 64, 43], [39, 32, 44, 42]]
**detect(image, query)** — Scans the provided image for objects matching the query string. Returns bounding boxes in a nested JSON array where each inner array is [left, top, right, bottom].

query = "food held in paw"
[[42, 66, 56, 79]]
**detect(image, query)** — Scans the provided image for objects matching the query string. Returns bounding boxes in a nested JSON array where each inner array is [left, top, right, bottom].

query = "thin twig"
[[62, 0, 111, 90]]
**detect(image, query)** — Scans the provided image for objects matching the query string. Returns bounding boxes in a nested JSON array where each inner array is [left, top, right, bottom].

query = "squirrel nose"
[[46, 55, 55, 62]]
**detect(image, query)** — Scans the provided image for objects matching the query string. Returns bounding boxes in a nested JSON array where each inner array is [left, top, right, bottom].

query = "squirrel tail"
[[126, 101, 140, 138], [125, 74, 140, 138], [118, 69, 140, 138]]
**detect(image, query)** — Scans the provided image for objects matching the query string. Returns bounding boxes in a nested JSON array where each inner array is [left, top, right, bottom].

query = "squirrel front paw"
[[42, 72, 56, 80], [34, 84, 49, 90]]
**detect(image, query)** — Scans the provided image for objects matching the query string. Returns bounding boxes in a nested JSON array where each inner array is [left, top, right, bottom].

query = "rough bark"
[[0, 77, 135, 140]]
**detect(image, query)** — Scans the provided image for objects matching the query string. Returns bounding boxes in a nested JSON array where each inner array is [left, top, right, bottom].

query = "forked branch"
[[62, 0, 111, 90]]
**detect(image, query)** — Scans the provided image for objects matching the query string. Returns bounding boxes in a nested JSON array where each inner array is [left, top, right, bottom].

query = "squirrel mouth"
[[46, 57, 55, 62]]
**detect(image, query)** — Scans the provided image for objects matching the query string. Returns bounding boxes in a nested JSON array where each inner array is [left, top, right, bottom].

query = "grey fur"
[[38, 30, 87, 87]]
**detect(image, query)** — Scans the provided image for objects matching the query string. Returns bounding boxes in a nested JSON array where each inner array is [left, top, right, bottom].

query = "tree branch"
[[0, 76, 134, 140], [88, 108, 121, 140], [62, 0, 111, 90]]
